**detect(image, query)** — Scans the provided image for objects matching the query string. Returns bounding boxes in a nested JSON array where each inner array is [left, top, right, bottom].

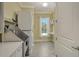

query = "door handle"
[[72, 47, 79, 50]]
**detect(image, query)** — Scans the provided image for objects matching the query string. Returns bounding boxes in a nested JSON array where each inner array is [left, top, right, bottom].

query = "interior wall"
[[33, 12, 54, 42], [3, 2, 21, 21]]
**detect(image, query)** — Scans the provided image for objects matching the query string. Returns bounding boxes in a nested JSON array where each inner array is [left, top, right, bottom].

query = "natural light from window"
[[40, 17, 49, 36]]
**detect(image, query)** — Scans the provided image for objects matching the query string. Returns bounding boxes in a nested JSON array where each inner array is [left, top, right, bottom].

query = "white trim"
[[34, 39, 51, 43], [34, 11, 52, 14], [31, 11, 34, 46], [18, 2, 35, 9], [40, 17, 50, 37]]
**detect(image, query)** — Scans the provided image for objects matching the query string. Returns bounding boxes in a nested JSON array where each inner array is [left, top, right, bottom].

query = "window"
[[40, 17, 49, 36]]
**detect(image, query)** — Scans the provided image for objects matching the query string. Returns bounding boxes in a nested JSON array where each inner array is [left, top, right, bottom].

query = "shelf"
[[5, 20, 15, 25], [4, 17, 15, 25]]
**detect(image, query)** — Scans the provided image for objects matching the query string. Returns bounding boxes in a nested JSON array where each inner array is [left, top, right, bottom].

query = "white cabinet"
[[57, 3, 73, 39], [0, 42, 23, 57], [18, 10, 34, 55], [10, 47, 22, 57], [55, 36, 79, 57], [10, 50, 17, 57], [18, 11, 32, 30], [54, 2, 79, 57], [10, 42, 22, 57], [15, 44, 22, 57], [72, 3, 79, 45]]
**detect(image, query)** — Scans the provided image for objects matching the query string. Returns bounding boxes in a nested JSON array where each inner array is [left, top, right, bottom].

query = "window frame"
[[40, 17, 50, 37]]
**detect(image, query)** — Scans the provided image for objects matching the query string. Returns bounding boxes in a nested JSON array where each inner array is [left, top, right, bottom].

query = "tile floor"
[[29, 42, 55, 57]]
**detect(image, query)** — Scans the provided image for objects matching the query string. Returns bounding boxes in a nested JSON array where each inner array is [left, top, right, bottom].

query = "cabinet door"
[[10, 44, 22, 57], [55, 36, 79, 57], [10, 51, 16, 57], [57, 3, 73, 39], [54, 2, 79, 57], [16, 46, 22, 57], [18, 11, 32, 30], [72, 3, 79, 46]]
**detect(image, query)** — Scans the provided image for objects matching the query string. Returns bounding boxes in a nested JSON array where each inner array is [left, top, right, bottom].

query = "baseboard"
[[34, 40, 51, 43], [34, 37, 53, 43]]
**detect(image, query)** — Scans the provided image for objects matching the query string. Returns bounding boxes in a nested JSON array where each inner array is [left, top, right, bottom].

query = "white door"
[[54, 2, 79, 57]]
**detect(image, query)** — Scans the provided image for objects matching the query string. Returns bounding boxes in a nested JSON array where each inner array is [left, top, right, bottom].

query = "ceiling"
[[19, 2, 56, 13]]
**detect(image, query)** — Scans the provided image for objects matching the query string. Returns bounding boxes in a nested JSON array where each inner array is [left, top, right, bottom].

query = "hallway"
[[29, 42, 55, 57], [1, 2, 79, 57]]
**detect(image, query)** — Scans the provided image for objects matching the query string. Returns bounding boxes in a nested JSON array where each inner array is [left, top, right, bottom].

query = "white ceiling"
[[19, 2, 56, 13]]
